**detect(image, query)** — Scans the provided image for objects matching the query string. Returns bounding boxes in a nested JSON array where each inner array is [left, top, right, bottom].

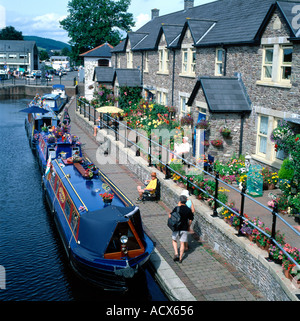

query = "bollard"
[[237, 184, 247, 236]]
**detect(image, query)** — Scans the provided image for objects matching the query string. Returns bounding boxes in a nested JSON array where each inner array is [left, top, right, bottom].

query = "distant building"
[[80, 42, 113, 100], [0, 40, 39, 74], [50, 56, 70, 71]]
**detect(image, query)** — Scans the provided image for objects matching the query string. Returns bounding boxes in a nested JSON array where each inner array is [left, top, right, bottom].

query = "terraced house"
[[109, 0, 300, 169]]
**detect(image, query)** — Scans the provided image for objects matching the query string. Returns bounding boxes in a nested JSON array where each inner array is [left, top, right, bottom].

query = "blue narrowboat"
[[36, 128, 82, 171], [23, 99, 59, 149], [42, 92, 67, 113], [42, 157, 154, 291]]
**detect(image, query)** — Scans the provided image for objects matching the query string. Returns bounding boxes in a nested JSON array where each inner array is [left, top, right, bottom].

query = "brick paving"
[[68, 99, 266, 301]]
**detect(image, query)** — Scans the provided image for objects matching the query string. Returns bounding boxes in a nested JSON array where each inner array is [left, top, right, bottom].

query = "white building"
[[50, 56, 70, 70], [80, 43, 113, 100]]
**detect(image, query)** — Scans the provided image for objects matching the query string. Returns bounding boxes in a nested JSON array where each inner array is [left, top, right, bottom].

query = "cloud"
[[133, 13, 151, 31], [9, 12, 69, 43]]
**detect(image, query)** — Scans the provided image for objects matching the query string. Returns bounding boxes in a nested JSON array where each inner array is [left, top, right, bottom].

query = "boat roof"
[[52, 84, 65, 90], [43, 93, 60, 100], [52, 159, 133, 213]]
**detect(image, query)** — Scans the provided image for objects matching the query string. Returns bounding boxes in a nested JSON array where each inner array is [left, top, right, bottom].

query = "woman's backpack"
[[167, 206, 181, 232]]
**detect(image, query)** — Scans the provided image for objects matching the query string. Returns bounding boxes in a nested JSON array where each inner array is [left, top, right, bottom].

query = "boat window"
[[50, 171, 56, 187], [105, 222, 141, 254], [65, 198, 72, 218], [70, 209, 79, 231]]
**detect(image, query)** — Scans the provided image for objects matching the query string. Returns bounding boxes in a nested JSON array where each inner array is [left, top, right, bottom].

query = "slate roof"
[[187, 77, 252, 113], [277, 1, 300, 38], [113, 69, 142, 87], [112, 0, 278, 53], [0, 40, 37, 52], [93, 67, 115, 83], [80, 43, 113, 58]]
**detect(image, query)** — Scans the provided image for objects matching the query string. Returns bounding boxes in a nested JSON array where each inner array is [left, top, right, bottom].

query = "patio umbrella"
[[96, 106, 124, 114], [19, 106, 49, 114]]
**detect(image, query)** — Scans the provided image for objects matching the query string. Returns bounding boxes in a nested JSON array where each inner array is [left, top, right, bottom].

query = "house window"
[[126, 50, 133, 68], [144, 52, 149, 72], [257, 116, 269, 155], [180, 96, 188, 115], [215, 49, 224, 76], [259, 44, 293, 86], [157, 90, 168, 105], [158, 48, 169, 73], [181, 47, 196, 76], [262, 47, 273, 80], [280, 46, 292, 81]]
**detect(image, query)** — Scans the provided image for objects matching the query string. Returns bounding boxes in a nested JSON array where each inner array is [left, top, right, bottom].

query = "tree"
[[0, 26, 23, 40], [39, 50, 49, 61], [60, 0, 134, 58]]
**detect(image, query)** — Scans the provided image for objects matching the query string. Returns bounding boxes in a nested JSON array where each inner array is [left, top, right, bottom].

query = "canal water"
[[0, 98, 167, 301]]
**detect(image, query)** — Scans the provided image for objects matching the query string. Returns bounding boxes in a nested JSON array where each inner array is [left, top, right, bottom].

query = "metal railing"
[[77, 98, 300, 272]]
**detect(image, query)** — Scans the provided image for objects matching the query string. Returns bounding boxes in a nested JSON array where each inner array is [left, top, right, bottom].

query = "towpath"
[[66, 98, 268, 301]]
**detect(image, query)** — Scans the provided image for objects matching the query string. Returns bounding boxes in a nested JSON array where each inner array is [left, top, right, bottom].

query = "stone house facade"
[[109, 0, 300, 169]]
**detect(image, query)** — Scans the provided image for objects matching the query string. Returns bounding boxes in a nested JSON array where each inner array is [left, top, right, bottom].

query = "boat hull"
[[42, 172, 153, 292]]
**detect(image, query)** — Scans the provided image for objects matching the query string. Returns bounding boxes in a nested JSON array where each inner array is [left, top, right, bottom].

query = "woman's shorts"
[[172, 230, 188, 243]]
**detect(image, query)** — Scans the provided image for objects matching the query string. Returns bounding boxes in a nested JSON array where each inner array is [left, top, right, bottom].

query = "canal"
[[0, 98, 167, 301]]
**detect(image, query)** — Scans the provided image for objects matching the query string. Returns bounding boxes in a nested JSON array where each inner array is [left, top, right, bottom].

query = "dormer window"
[[158, 47, 169, 74], [180, 45, 196, 77]]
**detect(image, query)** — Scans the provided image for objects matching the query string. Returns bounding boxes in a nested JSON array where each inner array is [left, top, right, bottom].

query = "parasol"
[[96, 106, 124, 114], [19, 105, 49, 114]]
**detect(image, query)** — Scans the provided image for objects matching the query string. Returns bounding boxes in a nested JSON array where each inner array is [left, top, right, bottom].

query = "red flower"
[[295, 137, 299, 142]]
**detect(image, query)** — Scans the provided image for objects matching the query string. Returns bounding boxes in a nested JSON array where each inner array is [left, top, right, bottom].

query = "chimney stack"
[[151, 8, 160, 20], [184, 0, 194, 10]]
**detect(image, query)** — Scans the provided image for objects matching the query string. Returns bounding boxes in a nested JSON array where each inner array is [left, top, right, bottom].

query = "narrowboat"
[[42, 92, 67, 113], [51, 84, 67, 100], [36, 127, 82, 171], [42, 157, 154, 291], [23, 97, 59, 149]]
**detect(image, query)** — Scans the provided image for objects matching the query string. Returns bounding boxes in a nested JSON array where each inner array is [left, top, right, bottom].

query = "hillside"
[[24, 36, 71, 52]]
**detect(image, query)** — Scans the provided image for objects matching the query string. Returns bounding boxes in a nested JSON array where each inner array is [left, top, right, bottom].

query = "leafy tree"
[[39, 50, 49, 61], [60, 0, 134, 58], [0, 26, 23, 40]]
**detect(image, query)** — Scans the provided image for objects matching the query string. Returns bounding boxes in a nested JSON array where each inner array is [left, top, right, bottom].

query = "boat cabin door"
[[48, 147, 56, 159], [72, 147, 80, 156]]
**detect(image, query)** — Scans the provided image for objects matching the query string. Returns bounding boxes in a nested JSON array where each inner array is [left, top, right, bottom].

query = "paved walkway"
[[68, 99, 266, 301]]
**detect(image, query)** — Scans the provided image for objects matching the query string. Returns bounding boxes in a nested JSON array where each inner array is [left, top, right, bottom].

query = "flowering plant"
[[262, 167, 278, 185], [211, 139, 223, 147], [196, 119, 210, 129], [99, 192, 114, 201], [220, 126, 231, 137], [270, 120, 295, 154], [180, 114, 193, 127]]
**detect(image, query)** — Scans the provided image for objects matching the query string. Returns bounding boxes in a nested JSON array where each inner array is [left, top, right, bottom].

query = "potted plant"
[[196, 119, 210, 130], [99, 192, 114, 204], [220, 126, 231, 138], [211, 139, 223, 147]]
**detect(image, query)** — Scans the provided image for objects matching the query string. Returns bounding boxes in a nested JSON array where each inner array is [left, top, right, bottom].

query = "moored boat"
[[23, 95, 59, 149], [36, 127, 82, 171], [42, 157, 154, 291], [42, 92, 67, 113]]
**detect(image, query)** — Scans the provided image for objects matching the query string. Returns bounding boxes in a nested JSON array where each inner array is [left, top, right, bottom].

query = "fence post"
[[271, 202, 278, 243], [88, 103, 91, 121], [237, 184, 246, 236], [94, 107, 96, 125], [148, 132, 152, 167], [212, 172, 219, 217], [136, 132, 140, 156]]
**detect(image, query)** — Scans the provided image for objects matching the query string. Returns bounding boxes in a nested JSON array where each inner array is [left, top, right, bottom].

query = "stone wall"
[[75, 110, 300, 301], [0, 85, 77, 99]]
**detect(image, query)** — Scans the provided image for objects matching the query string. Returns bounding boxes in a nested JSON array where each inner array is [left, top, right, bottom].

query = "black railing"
[[77, 98, 300, 273]]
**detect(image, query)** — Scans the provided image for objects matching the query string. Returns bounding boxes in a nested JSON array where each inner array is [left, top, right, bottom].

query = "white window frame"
[[126, 50, 133, 68], [256, 115, 269, 157], [180, 46, 196, 77], [157, 89, 168, 106], [157, 47, 169, 74], [215, 48, 224, 76], [144, 52, 149, 72], [179, 93, 190, 116], [257, 39, 293, 88]]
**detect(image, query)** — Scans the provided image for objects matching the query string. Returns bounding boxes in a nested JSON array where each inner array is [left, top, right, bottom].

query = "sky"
[[0, 0, 215, 44]]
